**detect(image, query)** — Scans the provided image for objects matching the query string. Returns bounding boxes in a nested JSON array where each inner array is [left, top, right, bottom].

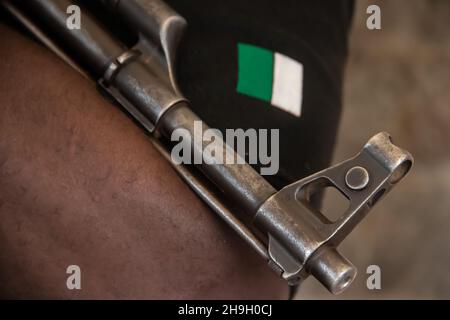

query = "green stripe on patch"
[[237, 43, 274, 102]]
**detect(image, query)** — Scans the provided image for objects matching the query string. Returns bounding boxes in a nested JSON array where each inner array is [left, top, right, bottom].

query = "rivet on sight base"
[[345, 166, 370, 190]]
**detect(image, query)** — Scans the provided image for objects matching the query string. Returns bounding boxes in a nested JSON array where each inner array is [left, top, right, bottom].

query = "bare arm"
[[0, 24, 287, 299]]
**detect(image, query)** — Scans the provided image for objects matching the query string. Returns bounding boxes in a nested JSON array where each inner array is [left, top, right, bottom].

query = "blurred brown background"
[[297, 0, 450, 299]]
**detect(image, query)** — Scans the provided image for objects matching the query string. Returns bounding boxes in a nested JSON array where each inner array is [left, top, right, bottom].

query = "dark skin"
[[0, 24, 287, 299]]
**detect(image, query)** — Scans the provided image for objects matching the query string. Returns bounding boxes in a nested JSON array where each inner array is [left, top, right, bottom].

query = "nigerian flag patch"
[[237, 43, 303, 117]]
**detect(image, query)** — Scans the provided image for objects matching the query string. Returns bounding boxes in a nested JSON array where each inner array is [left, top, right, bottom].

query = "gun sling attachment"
[[3, 0, 413, 294]]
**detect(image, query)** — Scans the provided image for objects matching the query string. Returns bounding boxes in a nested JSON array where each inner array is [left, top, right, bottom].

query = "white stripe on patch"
[[271, 53, 303, 117]]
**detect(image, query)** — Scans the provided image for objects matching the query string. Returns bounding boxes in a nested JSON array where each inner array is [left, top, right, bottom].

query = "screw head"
[[345, 166, 370, 190]]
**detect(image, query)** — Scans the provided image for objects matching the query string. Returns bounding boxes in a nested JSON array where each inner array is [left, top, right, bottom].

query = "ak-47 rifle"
[[3, 0, 413, 294]]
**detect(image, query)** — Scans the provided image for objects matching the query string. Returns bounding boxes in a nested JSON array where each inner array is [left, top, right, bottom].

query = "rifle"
[[3, 0, 413, 294]]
